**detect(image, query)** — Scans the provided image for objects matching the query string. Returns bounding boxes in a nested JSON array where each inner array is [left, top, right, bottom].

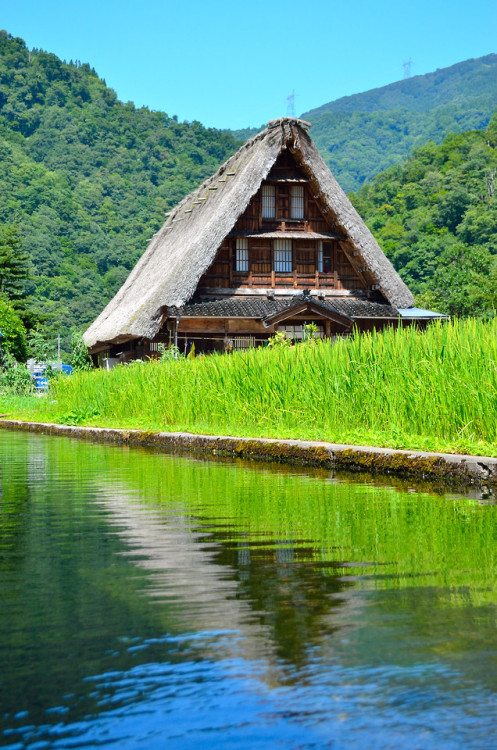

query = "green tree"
[[0, 224, 30, 301], [27, 324, 56, 363], [487, 112, 497, 148], [0, 294, 28, 361]]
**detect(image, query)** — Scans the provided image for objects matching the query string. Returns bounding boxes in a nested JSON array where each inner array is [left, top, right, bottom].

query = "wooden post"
[[174, 316, 180, 349], [271, 270, 275, 288]]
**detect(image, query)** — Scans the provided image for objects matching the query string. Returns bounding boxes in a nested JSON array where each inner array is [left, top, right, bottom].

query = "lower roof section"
[[88, 299, 447, 352], [166, 295, 401, 320]]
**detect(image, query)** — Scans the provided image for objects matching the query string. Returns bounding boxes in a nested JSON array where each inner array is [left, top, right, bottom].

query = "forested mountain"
[[350, 114, 497, 316], [0, 31, 241, 333], [303, 55, 497, 192], [232, 55, 497, 193]]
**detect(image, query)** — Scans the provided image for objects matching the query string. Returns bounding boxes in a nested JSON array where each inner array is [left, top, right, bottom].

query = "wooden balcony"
[[234, 270, 342, 289]]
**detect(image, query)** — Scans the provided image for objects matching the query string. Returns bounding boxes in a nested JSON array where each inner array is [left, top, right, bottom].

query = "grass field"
[[2, 318, 497, 456]]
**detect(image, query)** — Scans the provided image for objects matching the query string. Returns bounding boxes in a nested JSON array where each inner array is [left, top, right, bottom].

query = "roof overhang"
[[230, 230, 344, 240], [263, 299, 354, 329], [88, 335, 138, 354]]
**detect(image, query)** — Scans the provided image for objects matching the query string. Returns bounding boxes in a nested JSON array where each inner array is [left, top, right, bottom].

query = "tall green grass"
[[19, 318, 497, 455]]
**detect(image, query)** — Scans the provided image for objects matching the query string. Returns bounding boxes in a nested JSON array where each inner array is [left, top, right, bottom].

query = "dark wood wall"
[[197, 149, 368, 293]]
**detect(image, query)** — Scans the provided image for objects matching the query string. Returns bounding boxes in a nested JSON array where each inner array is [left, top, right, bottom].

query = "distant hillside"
[[350, 113, 497, 316], [301, 55, 497, 192], [307, 55, 497, 116], [0, 31, 242, 331]]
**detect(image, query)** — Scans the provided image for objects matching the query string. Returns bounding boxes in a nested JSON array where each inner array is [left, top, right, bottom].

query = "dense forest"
[[0, 31, 241, 343], [350, 114, 497, 316]]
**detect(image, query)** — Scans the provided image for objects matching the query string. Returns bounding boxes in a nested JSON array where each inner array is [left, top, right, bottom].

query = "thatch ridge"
[[84, 119, 414, 348]]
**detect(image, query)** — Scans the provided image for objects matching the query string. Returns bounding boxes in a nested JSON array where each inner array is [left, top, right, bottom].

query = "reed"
[[37, 318, 497, 454]]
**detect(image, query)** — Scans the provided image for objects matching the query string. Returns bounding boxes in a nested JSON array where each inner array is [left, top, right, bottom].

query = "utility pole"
[[286, 90, 296, 118], [402, 59, 413, 79]]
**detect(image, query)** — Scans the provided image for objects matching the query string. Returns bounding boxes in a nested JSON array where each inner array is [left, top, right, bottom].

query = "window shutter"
[[290, 185, 304, 219], [262, 185, 276, 218], [274, 239, 292, 272]]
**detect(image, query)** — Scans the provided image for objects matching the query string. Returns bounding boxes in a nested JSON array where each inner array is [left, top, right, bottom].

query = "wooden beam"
[[263, 301, 353, 329]]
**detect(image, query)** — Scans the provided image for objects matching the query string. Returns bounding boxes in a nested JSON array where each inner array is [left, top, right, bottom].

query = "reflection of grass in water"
[[10, 317, 497, 457], [35, 432, 497, 608]]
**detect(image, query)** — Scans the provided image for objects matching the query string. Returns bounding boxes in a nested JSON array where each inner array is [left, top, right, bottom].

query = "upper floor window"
[[290, 185, 304, 219], [274, 239, 292, 273], [235, 238, 249, 272], [318, 241, 333, 273], [261, 184, 276, 218]]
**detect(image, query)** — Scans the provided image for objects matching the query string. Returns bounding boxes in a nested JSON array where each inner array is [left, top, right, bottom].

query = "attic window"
[[235, 238, 249, 272], [274, 239, 292, 273], [290, 185, 304, 219], [262, 185, 276, 218]]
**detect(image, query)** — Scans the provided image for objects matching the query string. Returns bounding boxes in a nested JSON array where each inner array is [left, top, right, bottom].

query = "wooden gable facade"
[[197, 150, 367, 295], [149, 147, 398, 359]]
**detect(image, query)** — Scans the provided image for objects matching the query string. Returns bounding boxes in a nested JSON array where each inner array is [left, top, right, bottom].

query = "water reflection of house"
[[96, 483, 359, 684], [84, 118, 443, 363]]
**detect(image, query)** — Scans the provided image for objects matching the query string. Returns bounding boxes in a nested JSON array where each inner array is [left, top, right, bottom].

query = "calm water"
[[0, 430, 496, 749]]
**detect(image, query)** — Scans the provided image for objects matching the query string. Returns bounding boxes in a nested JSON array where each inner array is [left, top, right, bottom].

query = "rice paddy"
[[5, 318, 497, 456]]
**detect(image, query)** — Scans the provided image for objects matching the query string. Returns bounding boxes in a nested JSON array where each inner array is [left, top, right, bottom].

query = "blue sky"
[[1, 0, 496, 129]]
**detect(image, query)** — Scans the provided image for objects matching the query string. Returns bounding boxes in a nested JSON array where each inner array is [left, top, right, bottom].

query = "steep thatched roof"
[[84, 118, 414, 348]]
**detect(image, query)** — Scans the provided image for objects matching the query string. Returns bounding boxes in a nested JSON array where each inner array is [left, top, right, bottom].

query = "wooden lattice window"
[[235, 238, 249, 272], [233, 335, 255, 350], [290, 185, 304, 219], [261, 185, 276, 218], [274, 239, 292, 272], [277, 324, 324, 340]]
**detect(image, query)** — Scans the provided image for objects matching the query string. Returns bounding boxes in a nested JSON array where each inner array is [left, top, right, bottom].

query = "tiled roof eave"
[[167, 296, 400, 320]]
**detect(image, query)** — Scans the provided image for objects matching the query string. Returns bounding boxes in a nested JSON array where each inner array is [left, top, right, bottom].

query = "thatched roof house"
[[85, 118, 442, 362]]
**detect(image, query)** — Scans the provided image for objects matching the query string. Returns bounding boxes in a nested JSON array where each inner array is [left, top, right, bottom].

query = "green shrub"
[[0, 352, 34, 395], [70, 329, 93, 371]]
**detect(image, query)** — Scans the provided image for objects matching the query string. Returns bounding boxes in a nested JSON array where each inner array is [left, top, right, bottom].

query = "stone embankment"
[[2, 419, 497, 489]]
